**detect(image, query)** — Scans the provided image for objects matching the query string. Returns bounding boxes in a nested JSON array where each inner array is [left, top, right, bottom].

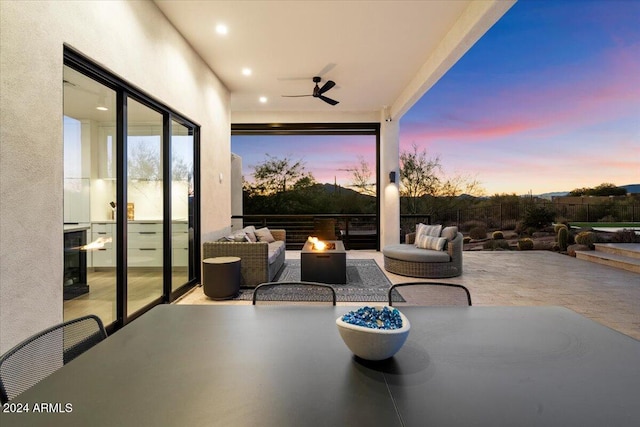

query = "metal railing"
[[232, 214, 432, 250]]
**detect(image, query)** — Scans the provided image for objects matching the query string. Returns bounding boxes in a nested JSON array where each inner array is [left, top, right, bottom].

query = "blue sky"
[[233, 0, 639, 195]]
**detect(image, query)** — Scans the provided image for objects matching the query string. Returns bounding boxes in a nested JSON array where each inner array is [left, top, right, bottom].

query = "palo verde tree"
[[399, 144, 442, 214], [399, 143, 484, 215], [346, 156, 376, 196], [246, 154, 312, 195]]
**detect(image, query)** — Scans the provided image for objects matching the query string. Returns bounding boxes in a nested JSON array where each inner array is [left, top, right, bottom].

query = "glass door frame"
[[231, 123, 381, 250], [64, 46, 201, 332]]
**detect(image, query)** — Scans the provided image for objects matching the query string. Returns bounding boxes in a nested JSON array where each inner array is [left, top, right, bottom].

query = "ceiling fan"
[[282, 76, 339, 106]]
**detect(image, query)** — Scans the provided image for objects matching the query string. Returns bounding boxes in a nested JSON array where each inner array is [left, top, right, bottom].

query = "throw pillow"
[[221, 230, 249, 242], [416, 234, 447, 251], [243, 226, 257, 242], [255, 227, 275, 243], [441, 226, 458, 241], [415, 223, 443, 246]]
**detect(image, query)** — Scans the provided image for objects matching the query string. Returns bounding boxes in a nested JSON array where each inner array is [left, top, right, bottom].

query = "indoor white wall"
[[0, 0, 230, 353]]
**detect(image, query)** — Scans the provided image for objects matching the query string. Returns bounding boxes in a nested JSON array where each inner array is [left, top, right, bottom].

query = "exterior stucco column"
[[379, 117, 400, 248]]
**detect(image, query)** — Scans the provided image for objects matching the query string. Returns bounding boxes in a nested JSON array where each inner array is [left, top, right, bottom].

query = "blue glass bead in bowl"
[[336, 306, 410, 361]]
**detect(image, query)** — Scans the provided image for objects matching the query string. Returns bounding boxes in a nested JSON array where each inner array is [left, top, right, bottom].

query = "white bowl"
[[336, 307, 410, 361]]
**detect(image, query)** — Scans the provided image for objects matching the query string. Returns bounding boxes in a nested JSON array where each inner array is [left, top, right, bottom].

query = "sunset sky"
[[233, 0, 639, 196]]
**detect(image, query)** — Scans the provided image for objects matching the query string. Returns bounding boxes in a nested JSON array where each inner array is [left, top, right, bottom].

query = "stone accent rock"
[[568, 244, 590, 257]]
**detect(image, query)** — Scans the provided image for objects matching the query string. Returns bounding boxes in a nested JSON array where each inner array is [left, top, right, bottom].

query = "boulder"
[[567, 244, 590, 257]]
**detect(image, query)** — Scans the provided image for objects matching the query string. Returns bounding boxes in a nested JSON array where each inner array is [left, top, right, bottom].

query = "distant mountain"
[[622, 184, 640, 194], [317, 183, 374, 198]]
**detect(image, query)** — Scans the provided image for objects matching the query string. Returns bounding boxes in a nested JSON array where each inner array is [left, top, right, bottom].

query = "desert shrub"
[[469, 226, 488, 240], [517, 238, 534, 250], [462, 220, 487, 232], [522, 204, 555, 230], [483, 240, 511, 250], [463, 236, 472, 244], [515, 221, 538, 236], [611, 229, 640, 243], [557, 227, 568, 251], [575, 231, 598, 247], [492, 231, 504, 240]]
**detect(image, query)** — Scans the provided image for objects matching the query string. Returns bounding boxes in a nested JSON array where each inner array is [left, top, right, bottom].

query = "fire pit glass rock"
[[336, 306, 410, 361]]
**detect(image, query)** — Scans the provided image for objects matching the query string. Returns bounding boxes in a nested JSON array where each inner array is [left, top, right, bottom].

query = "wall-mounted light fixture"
[[383, 105, 392, 122], [389, 171, 396, 183]]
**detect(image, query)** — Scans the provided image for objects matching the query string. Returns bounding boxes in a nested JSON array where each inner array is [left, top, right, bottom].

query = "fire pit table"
[[301, 239, 346, 284]]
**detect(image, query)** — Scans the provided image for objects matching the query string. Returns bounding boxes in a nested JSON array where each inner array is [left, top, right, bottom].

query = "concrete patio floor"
[[178, 250, 640, 340]]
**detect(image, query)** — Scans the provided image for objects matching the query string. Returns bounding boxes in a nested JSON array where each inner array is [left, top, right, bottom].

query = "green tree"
[[399, 144, 484, 214], [568, 183, 626, 197], [128, 140, 160, 181], [399, 144, 441, 214], [346, 156, 376, 196], [249, 154, 312, 195]]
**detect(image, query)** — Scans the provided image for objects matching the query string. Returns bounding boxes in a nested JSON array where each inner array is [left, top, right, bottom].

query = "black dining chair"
[[0, 314, 107, 403], [388, 282, 472, 307], [252, 281, 337, 305]]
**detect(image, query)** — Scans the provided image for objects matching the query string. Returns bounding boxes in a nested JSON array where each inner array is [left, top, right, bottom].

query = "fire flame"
[[79, 237, 112, 251], [307, 236, 326, 251]]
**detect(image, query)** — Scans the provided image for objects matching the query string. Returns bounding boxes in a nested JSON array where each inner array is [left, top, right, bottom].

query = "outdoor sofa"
[[383, 225, 463, 278], [203, 227, 286, 288]]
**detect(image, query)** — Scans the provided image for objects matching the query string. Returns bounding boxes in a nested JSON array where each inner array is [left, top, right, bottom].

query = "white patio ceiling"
[[154, 0, 515, 122]]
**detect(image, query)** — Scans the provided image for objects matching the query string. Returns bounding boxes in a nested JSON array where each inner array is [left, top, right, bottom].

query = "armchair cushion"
[[441, 226, 458, 242]]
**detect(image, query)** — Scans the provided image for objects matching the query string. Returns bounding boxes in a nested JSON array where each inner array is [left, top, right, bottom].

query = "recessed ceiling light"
[[259, 96, 267, 103], [216, 24, 228, 35], [242, 68, 252, 76], [96, 106, 108, 111]]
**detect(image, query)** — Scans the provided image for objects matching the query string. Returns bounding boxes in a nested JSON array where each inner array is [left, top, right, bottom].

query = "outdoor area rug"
[[235, 259, 393, 302]]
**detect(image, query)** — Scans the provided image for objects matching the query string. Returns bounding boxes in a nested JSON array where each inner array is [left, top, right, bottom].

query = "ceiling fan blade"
[[318, 80, 336, 95], [282, 94, 313, 97], [277, 63, 337, 81], [319, 95, 339, 106], [316, 63, 337, 77]]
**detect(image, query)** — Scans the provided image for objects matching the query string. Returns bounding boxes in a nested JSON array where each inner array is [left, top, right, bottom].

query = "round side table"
[[202, 257, 241, 300]]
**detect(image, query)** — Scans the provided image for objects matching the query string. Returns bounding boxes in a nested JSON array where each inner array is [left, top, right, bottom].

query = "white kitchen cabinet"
[[172, 222, 189, 267], [91, 222, 115, 268], [128, 222, 162, 267], [92, 221, 190, 268]]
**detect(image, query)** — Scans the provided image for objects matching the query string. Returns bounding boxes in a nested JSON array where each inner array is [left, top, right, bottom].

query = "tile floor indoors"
[[177, 250, 640, 340]]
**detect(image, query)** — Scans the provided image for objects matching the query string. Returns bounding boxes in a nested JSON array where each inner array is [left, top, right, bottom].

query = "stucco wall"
[[0, 0, 230, 352]]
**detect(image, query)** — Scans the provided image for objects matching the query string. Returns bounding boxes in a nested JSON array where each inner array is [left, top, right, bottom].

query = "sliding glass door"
[[126, 99, 165, 316], [63, 66, 118, 324], [171, 120, 195, 291], [63, 49, 200, 331]]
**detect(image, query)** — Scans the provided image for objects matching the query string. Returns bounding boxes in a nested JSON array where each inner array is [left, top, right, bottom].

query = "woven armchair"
[[203, 229, 286, 288], [383, 231, 463, 278]]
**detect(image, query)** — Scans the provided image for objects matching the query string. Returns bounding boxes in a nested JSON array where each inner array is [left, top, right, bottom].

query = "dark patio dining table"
[[1, 304, 639, 426]]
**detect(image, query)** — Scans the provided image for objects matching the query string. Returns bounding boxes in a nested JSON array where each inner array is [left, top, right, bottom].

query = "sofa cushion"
[[383, 244, 451, 263], [415, 235, 447, 251], [243, 226, 257, 242], [256, 227, 276, 243], [268, 241, 285, 264]]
